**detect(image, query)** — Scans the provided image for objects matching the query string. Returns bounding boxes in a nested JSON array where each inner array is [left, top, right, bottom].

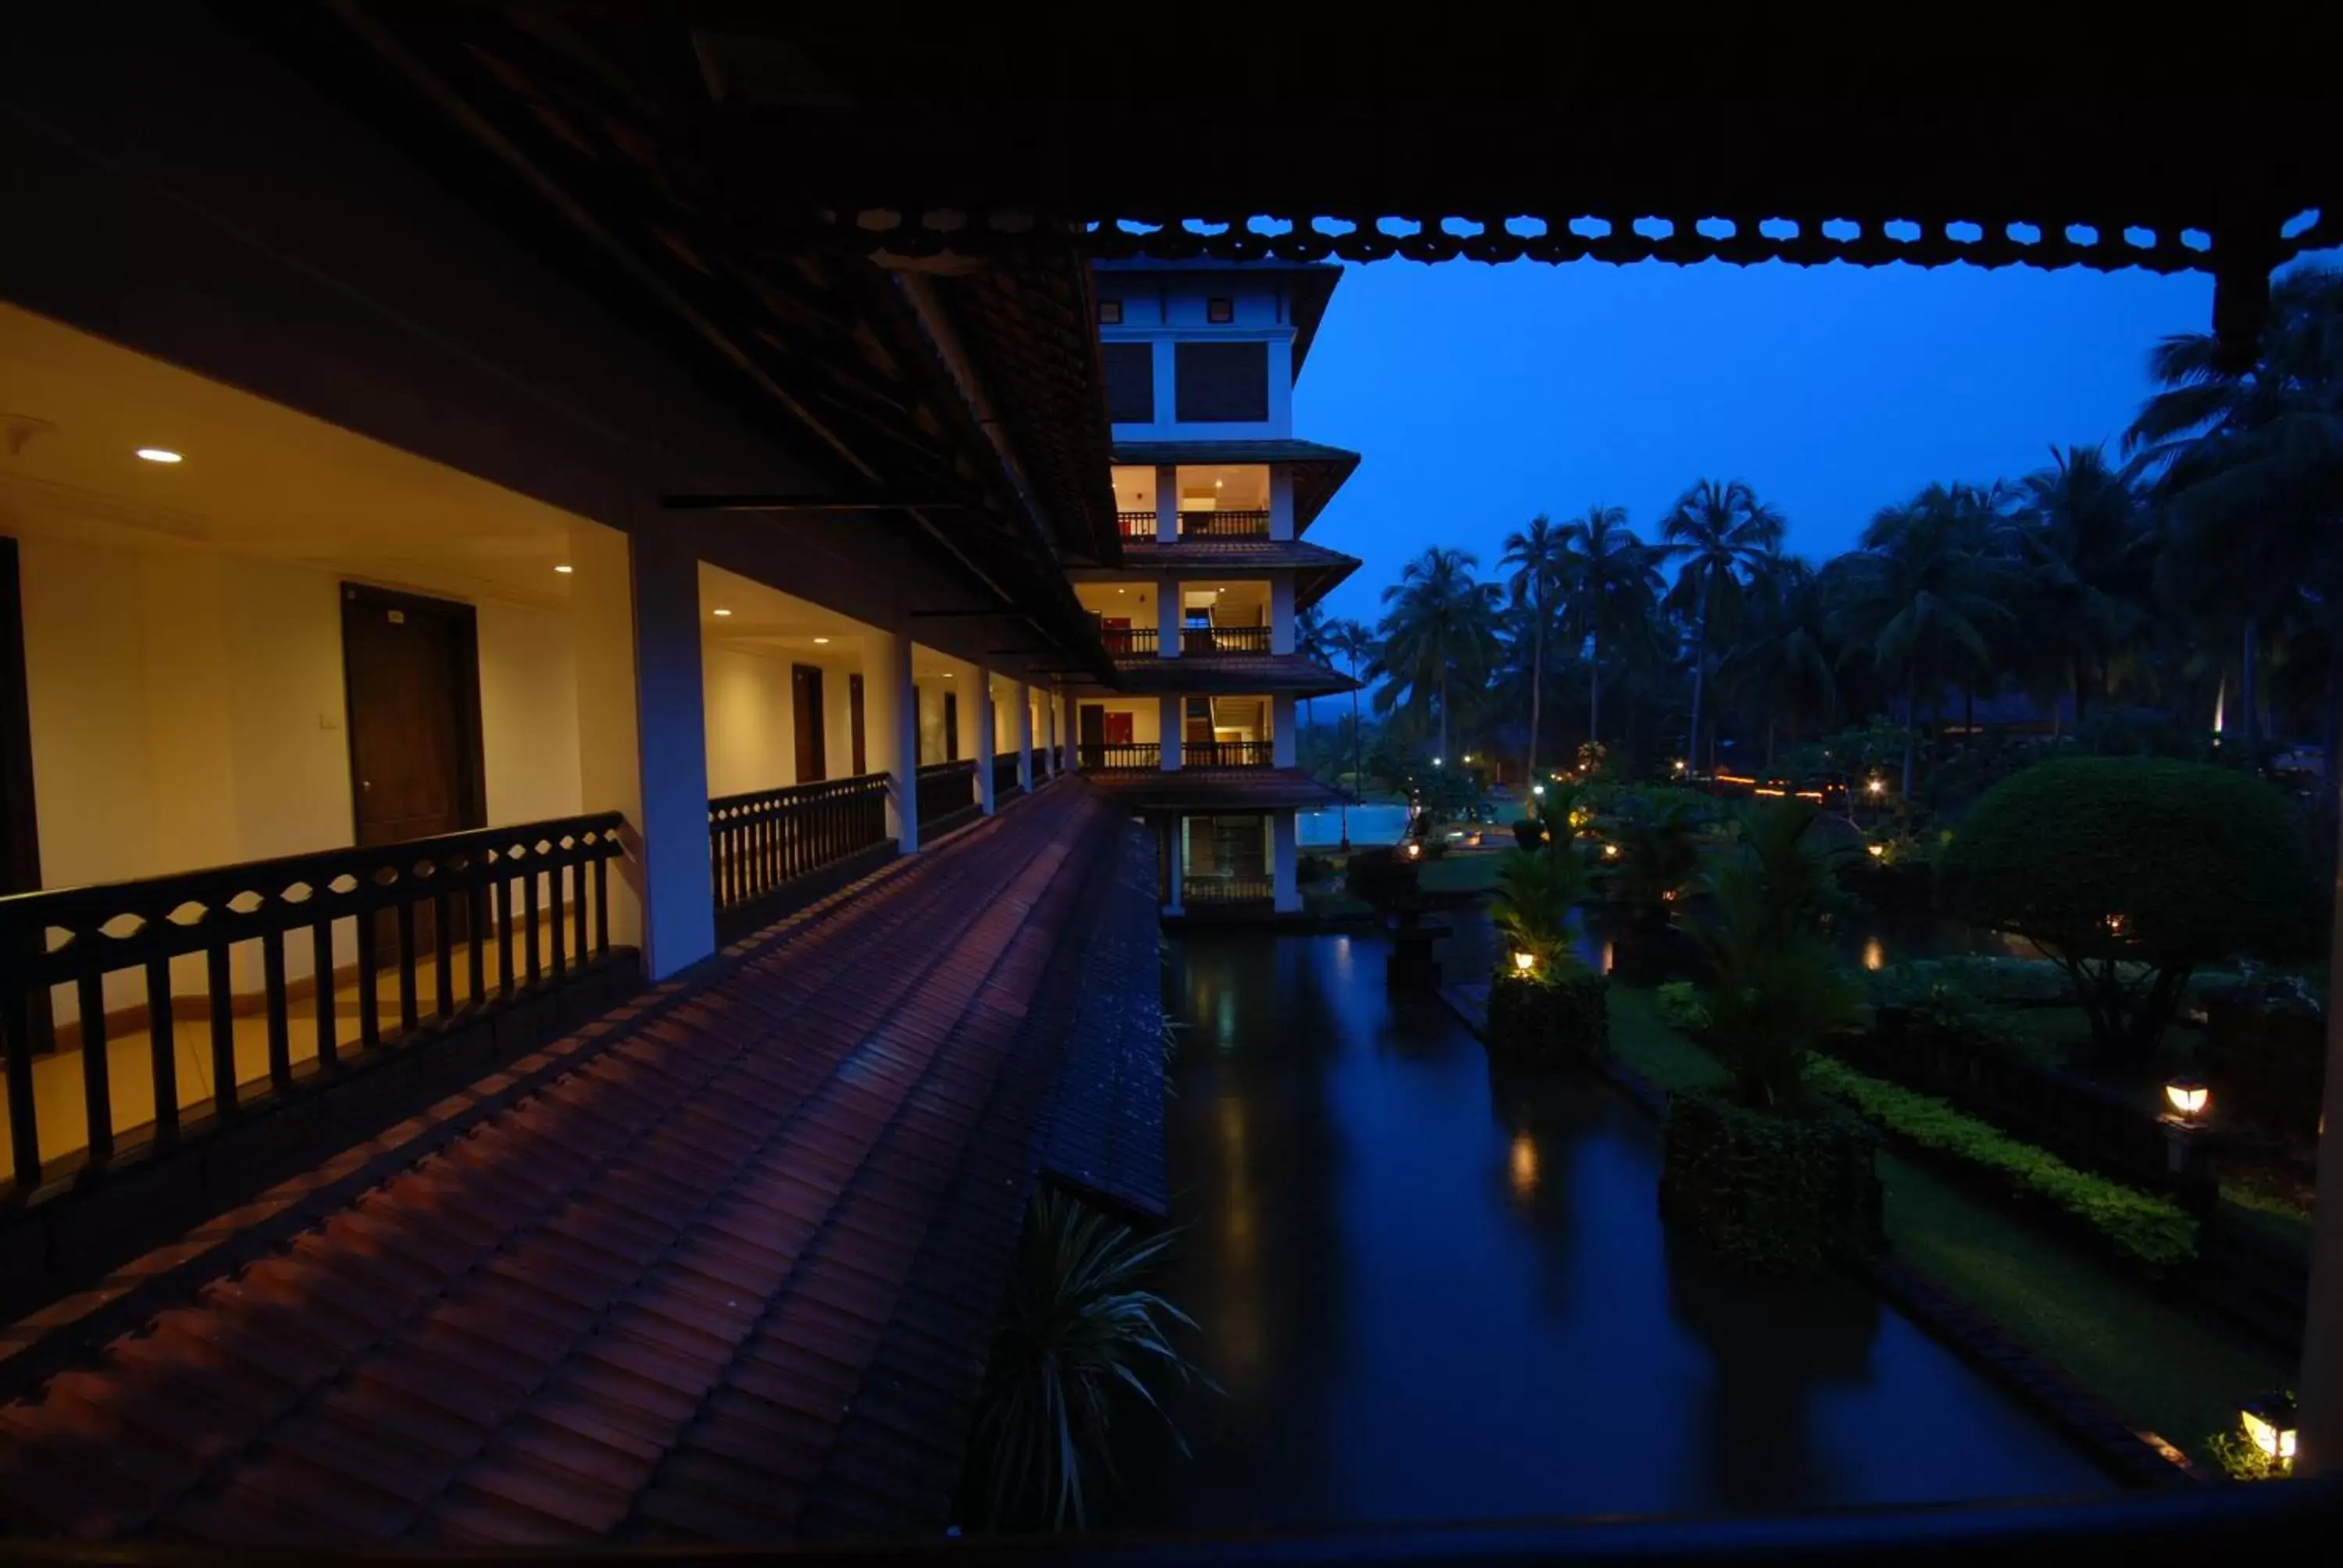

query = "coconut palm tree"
[[1660, 479, 1785, 771], [2127, 265, 2343, 752], [1500, 513, 1569, 789], [1294, 601, 1332, 735], [1717, 554, 1838, 768], [1558, 504, 1660, 751], [1371, 547, 1501, 761], [1325, 617, 1376, 827], [2010, 444, 2153, 726], [1834, 482, 2012, 794]]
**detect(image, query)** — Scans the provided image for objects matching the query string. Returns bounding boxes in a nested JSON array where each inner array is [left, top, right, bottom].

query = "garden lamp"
[[2241, 1395, 2298, 1470], [1532, 783, 1546, 796], [2163, 1076, 2209, 1120], [1403, 841, 1421, 861], [1866, 776, 1885, 796], [1867, 843, 1886, 859], [1510, 950, 1537, 976]]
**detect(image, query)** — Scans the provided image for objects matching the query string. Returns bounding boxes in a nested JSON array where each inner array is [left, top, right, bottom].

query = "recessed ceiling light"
[[812, 636, 830, 645], [554, 564, 574, 575], [712, 608, 733, 617], [943, 672, 954, 679], [135, 447, 183, 464]]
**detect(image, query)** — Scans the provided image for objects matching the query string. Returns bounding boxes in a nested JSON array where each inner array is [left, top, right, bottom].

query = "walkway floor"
[[0, 783, 1161, 1546]]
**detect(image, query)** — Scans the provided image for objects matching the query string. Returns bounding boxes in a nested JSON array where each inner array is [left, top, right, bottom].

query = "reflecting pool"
[[1124, 929, 2113, 1530]]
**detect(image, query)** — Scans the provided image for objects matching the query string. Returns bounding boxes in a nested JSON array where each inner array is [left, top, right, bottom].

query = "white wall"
[[14, 530, 594, 1011], [703, 642, 866, 796]]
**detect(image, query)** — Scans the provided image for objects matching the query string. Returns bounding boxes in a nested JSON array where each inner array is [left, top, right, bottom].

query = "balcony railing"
[[1179, 508, 1271, 538], [709, 774, 891, 937], [1186, 739, 1275, 768], [1102, 625, 1159, 656], [1082, 742, 1161, 770], [1182, 624, 1273, 655], [1183, 874, 1275, 903], [1116, 509, 1157, 538], [0, 814, 629, 1199], [916, 758, 981, 834], [1029, 745, 1049, 781], [991, 752, 1025, 801]]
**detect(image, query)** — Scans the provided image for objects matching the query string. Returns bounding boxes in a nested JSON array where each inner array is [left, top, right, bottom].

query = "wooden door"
[[849, 673, 867, 775], [0, 539, 50, 1051], [1103, 711, 1135, 746], [943, 691, 960, 761], [791, 665, 826, 783], [342, 586, 484, 946], [1078, 704, 1106, 768], [1100, 615, 1132, 654]]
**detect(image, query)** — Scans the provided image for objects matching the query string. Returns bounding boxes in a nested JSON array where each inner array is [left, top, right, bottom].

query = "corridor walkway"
[[0, 784, 1161, 1546]]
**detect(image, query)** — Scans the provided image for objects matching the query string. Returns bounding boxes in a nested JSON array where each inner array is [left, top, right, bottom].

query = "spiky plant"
[[1491, 790, 1592, 976], [968, 1189, 1204, 1531]]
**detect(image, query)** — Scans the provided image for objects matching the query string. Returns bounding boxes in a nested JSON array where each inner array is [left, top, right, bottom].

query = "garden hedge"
[[1658, 1091, 1882, 1270], [1486, 971, 1610, 1065], [1806, 1057, 2198, 1271]]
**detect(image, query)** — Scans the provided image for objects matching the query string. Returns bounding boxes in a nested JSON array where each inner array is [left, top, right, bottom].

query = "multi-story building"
[[1061, 261, 1362, 916]]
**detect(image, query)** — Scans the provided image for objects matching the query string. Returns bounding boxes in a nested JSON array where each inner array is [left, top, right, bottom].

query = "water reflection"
[[1863, 936, 1886, 972], [1128, 929, 2111, 1531]]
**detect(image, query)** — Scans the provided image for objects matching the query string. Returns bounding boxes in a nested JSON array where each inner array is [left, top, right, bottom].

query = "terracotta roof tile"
[[0, 785, 1162, 1546], [1108, 652, 1357, 695]]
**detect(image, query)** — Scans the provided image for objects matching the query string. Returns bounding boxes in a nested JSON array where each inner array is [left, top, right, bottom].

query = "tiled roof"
[[1108, 440, 1360, 532], [1036, 838, 1168, 1221], [1082, 768, 1344, 811], [1109, 654, 1357, 697], [1115, 538, 1361, 608], [0, 786, 1158, 1547]]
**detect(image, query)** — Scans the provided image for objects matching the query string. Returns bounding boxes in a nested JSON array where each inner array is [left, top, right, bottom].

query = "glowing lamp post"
[[1603, 843, 1620, 860], [1532, 784, 1546, 797], [2163, 1076, 2210, 1121], [1866, 776, 1886, 798], [2241, 1394, 2298, 1473]]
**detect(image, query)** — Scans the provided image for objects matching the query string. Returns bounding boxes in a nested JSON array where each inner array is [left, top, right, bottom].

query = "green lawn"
[[1605, 983, 2291, 1467]]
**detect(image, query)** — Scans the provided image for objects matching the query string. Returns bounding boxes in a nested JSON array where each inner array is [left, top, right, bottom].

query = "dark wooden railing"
[[0, 814, 627, 1197], [709, 774, 890, 921], [1182, 624, 1274, 655], [1102, 625, 1160, 656], [1179, 508, 1271, 538], [1029, 746, 1049, 782], [916, 758, 980, 832], [1082, 742, 1161, 770], [1184, 875, 1275, 903], [1116, 509, 1157, 537], [991, 752, 1024, 801], [1186, 739, 1276, 768]]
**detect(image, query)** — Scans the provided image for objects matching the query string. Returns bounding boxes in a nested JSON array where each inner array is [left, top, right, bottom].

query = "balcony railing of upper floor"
[[1080, 742, 1161, 770], [1182, 625, 1272, 655], [709, 773, 893, 940], [1112, 509, 1273, 540], [1181, 508, 1270, 538], [1103, 625, 1158, 656], [1186, 739, 1276, 768], [0, 814, 630, 1203], [915, 759, 982, 836]]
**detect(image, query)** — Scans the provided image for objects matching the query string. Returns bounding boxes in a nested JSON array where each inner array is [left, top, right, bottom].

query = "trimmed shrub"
[[1939, 757, 2320, 1061], [1296, 853, 1336, 886], [1806, 1057, 2198, 1271], [1486, 971, 1610, 1064], [2201, 986, 2325, 1142], [1345, 845, 1420, 911], [1656, 980, 1711, 1035], [1659, 1092, 1882, 1270]]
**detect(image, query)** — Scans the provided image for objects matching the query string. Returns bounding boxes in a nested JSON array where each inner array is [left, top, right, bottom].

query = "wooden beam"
[[661, 494, 973, 512]]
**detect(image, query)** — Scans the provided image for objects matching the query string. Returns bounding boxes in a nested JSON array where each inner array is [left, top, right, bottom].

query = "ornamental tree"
[[1938, 757, 2318, 1060]]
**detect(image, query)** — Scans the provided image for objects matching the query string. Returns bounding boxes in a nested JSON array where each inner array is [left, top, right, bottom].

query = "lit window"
[[1098, 298, 1123, 325], [1206, 298, 1234, 323]]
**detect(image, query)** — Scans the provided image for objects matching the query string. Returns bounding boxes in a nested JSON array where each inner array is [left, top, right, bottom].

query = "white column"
[[1015, 682, 1036, 792], [1272, 811, 1300, 914], [1164, 814, 1185, 915], [1269, 466, 1296, 541], [867, 627, 918, 853], [1155, 464, 1178, 543], [1273, 693, 1298, 767], [975, 665, 997, 814], [1271, 575, 1296, 654], [626, 520, 716, 978], [1160, 695, 1183, 771], [1044, 687, 1060, 774], [570, 521, 644, 951], [1057, 689, 1074, 773], [1158, 574, 1181, 659]]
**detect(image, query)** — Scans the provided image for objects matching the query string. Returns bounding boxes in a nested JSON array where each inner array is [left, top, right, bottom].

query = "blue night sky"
[[1293, 257, 2213, 628]]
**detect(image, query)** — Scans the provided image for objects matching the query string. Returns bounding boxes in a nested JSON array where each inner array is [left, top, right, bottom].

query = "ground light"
[[1603, 843, 1620, 858], [1867, 776, 1886, 796], [1867, 843, 1887, 859], [1511, 950, 1537, 975], [1403, 842, 1421, 861], [2163, 1076, 2210, 1120], [2241, 1395, 2298, 1471]]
